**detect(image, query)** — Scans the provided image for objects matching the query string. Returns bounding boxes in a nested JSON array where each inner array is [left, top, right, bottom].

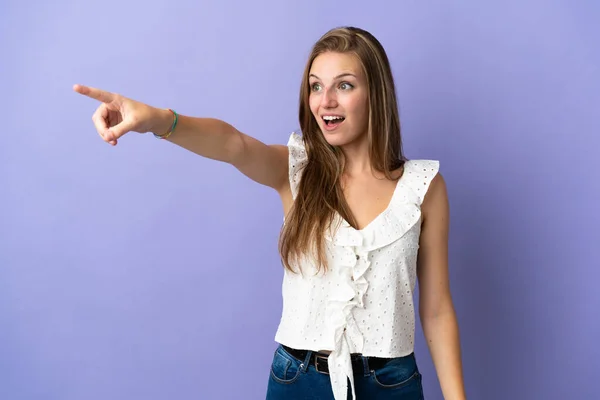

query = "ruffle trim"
[[287, 132, 308, 200], [323, 163, 432, 400]]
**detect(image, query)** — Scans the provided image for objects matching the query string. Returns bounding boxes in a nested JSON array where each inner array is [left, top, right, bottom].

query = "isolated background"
[[1, 0, 599, 399]]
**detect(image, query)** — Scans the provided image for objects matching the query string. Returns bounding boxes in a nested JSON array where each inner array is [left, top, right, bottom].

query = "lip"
[[321, 115, 345, 132]]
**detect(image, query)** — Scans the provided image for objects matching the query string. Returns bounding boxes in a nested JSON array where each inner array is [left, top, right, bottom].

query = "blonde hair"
[[279, 26, 406, 273]]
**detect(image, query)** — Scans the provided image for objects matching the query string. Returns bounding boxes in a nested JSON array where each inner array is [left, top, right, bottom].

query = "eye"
[[310, 82, 322, 92], [339, 82, 354, 90]]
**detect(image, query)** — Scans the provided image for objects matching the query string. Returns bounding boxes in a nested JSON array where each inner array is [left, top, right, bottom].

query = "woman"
[[74, 26, 466, 400]]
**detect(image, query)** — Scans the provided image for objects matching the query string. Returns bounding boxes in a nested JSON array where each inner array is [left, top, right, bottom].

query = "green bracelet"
[[153, 109, 178, 139]]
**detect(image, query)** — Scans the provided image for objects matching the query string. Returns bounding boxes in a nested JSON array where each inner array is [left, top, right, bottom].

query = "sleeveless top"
[[274, 132, 440, 400]]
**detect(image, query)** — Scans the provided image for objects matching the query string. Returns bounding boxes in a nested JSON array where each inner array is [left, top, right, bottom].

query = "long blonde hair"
[[279, 26, 406, 273]]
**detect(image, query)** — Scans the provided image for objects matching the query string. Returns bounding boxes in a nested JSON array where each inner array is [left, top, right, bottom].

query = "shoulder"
[[287, 131, 304, 147], [420, 168, 448, 222], [287, 131, 307, 163], [286, 131, 308, 199], [404, 159, 440, 175], [423, 171, 447, 202], [402, 159, 441, 204]]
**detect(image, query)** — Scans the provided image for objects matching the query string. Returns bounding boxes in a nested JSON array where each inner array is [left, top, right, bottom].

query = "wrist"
[[151, 108, 175, 136]]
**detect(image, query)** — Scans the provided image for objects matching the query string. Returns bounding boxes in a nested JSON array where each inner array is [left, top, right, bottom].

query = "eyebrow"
[[309, 73, 356, 80]]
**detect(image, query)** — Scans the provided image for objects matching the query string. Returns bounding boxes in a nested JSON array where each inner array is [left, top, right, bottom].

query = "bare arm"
[[417, 173, 467, 400], [74, 84, 290, 192], [153, 110, 289, 191]]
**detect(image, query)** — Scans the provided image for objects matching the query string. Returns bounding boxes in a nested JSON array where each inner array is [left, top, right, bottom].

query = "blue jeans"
[[266, 344, 424, 399]]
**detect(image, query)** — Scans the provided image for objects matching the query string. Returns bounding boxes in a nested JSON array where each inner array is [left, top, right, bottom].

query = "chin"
[[320, 127, 361, 147], [323, 134, 350, 147]]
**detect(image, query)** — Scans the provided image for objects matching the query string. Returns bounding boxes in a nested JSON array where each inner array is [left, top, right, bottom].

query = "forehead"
[[309, 52, 363, 79]]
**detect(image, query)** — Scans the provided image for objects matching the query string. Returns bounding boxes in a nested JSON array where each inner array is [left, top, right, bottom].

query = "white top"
[[274, 132, 440, 400]]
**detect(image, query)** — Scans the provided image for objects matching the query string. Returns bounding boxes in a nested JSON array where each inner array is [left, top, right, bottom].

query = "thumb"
[[106, 119, 135, 141]]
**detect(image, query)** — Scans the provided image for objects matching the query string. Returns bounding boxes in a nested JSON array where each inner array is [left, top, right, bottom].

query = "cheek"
[[348, 95, 368, 123], [308, 95, 320, 118]]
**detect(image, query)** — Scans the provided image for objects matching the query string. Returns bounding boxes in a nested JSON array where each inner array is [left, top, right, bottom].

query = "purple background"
[[1, 1, 599, 399]]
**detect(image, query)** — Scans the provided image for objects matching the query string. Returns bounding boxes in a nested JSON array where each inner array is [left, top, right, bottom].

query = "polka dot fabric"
[[275, 132, 440, 400]]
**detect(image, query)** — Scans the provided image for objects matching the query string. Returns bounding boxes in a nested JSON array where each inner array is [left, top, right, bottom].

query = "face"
[[308, 52, 369, 147]]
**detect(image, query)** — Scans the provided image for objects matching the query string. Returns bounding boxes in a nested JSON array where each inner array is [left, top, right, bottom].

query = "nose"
[[320, 86, 338, 108]]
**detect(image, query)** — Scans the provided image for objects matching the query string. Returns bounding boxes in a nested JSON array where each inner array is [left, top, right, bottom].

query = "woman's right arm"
[[74, 84, 290, 193]]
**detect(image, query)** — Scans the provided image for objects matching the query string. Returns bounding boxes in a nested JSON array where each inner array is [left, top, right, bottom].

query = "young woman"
[[74, 26, 466, 400]]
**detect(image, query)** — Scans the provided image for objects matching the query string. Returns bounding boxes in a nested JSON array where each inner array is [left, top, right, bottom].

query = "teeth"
[[323, 116, 344, 121]]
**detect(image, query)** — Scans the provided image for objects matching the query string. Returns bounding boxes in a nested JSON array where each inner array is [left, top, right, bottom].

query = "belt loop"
[[300, 350, 313, 372], [362, 355, 370, 376]]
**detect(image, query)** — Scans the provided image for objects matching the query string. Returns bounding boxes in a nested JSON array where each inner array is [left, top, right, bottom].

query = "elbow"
[[223, 125, 246, 165], [419, 297, 456, 322]]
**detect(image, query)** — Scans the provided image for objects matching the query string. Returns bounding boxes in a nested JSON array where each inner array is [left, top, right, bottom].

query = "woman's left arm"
[[417, 172, 467, 400]]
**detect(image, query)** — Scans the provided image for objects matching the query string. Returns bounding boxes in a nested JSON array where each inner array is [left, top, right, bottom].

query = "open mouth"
[[322, 116, 345, 128]]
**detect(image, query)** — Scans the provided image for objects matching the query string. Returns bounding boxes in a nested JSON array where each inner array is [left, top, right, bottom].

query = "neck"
[[340, 134, 372, 176]]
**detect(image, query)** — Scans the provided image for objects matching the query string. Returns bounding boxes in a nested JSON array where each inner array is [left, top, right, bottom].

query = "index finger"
[[73, 84, 115, 103]]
